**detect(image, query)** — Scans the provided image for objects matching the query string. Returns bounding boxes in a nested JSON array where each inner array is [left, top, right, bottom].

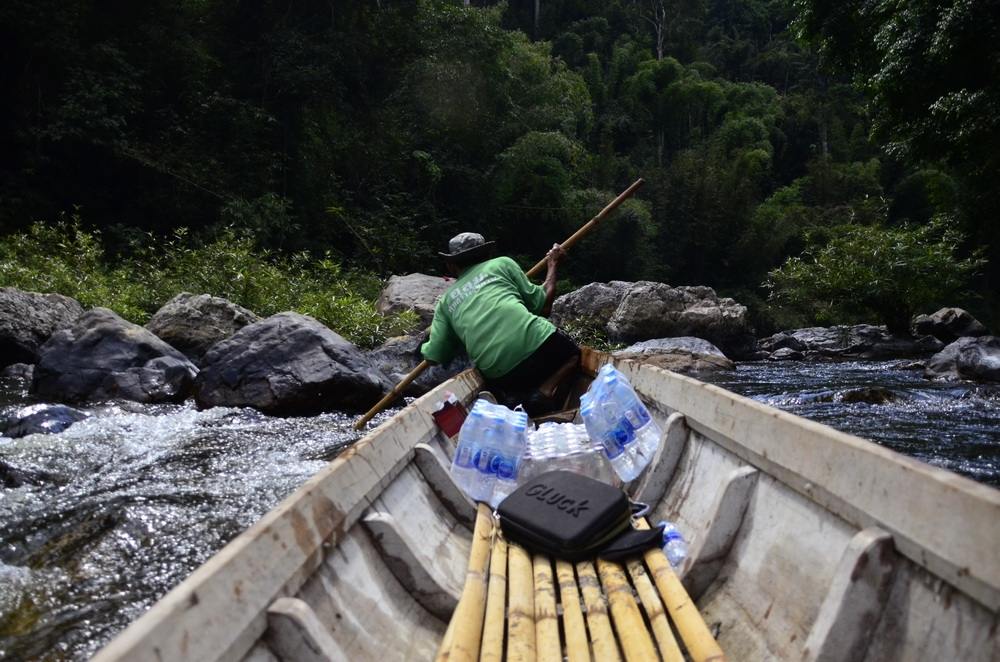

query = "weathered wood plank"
[[363, 463, 471, 619], [802, 528, 896, 662], [266, 597, 346, 661], [297, 526, 445, 661], [413, 442, 476, 531], [684, 465, 759, 599]]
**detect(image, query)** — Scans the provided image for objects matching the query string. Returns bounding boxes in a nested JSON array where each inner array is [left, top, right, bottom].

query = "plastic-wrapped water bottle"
[[451, 406, 485, 500], [590, 366, 662, 477], [608, 372, 661, 464], [471, 411, 504, 502], [581, 391, 639, 481], [490, 408, 528, 507], [660, 521, 688, 567]]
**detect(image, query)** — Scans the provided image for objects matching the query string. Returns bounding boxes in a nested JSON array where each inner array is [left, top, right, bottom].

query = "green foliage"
[[0, 221, 416, 348], [560, 318, 626, 353], [1, 0, 997, 331], [767, 217, 985, 334]]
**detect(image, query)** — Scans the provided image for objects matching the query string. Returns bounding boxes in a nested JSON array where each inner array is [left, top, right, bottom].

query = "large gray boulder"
[[606, 283, 755, 358], [0, 288, 84, 367], [758, 325, 943, 360], [194, 312, 394, 414], [368, 334, 472, 396], [31, 308, 198, 403], [377, 273, 452, 328], [146, 292, 259, 362], [614, 337, 735, 374], [550, 281, 631, 329], [912, 307, 989, 344], [924, 336, 1000, 382]]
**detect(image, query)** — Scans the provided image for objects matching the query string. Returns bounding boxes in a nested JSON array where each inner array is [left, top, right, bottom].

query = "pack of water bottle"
[[520, 422, 615, 485], [450, 399, 529, 508], [579, 364, 662, 482]]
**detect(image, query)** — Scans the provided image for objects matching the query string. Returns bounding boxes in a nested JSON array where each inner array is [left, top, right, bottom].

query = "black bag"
[[497, 470, 637, 561]]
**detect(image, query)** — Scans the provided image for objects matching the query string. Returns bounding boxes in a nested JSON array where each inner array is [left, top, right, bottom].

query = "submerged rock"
[[758, 325, 942, 361], [377, 273, 452, 328], [0, 288, 84, 367], [768, 347, 805, 361], [146, 292, 259, 362], [31, 308, 199, 404], [837, 387, 899, 405], [0, 459, 61, 488], [925, 336, 1000, 382], [1, 362, 34, 385], [194, 312, 395, 414], [614, 337, 735, 374], [368, 334, 471, 396], [912, 307, 989, 344], [3, 403, 90, 438]]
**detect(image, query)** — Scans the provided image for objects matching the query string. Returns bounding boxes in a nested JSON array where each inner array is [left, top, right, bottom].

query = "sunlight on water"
[[0, 398, 398, 660]]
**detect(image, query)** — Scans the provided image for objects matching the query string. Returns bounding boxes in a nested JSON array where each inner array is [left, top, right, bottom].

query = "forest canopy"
[[1, 0, 996, 334]]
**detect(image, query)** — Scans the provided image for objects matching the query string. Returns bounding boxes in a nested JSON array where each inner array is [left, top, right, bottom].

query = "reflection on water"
[[700, 360, 1000, 487], [0, 387, 399, 661]]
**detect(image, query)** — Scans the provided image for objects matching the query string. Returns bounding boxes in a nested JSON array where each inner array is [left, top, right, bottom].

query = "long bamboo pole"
[[554, 560, 591, 662], [595, 558, 658, 661], [635, 518, 726, 662], [576, 560, 621, 662], [507, 542, 537, 661], [353, 178, 645, 430], [626, 557, 684, 662], [533, 555, 561, 662], [437, 503, 495, 662], [480, 537, 509, 662]]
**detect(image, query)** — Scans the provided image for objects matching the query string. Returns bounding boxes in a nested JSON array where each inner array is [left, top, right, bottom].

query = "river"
[[1, 360, 999, 659]]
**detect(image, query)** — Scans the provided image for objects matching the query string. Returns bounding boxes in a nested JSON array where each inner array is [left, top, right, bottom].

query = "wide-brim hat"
[[439, 232, 496, 264]]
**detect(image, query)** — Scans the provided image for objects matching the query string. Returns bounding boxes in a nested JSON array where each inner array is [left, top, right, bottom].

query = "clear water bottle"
[[451, 406, 485, 500], [470, 412, 504, 503], [610, 374, 661, 465], [594, 366, 661, 477], [660, 521, 688, 567], [490, 409, 528, 507], [582, 391, 639, 481]]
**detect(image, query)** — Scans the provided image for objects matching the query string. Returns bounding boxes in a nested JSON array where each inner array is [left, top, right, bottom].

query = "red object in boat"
[[432, 393, 467, 439]]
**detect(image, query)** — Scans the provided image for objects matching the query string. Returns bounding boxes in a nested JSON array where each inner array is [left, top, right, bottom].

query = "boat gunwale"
[[90, 369, 483, 662], [621, 360, 1000, 612]]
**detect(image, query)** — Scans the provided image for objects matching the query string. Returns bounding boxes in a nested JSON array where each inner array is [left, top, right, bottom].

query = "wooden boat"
[[92, 348, 1000, 660]]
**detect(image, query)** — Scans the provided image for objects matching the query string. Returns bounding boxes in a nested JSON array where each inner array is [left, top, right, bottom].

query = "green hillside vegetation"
[[1, 0, 996, 335]]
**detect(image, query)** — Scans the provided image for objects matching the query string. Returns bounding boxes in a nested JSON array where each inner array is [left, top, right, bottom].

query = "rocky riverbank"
[[2, 281, 998, 440]]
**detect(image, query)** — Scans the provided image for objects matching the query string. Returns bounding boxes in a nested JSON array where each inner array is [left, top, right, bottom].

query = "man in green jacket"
[[421, 232, 579, 413]]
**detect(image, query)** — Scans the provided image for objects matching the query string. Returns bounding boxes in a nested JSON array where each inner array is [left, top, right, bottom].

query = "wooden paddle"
[[353, 177, 645, 430]]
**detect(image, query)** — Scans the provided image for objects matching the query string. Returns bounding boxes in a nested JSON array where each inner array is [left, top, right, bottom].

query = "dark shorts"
[[487, 329, 580, 399]]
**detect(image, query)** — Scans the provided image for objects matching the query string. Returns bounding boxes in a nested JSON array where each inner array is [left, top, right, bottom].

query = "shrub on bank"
[[0, 218, 417, 348]]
